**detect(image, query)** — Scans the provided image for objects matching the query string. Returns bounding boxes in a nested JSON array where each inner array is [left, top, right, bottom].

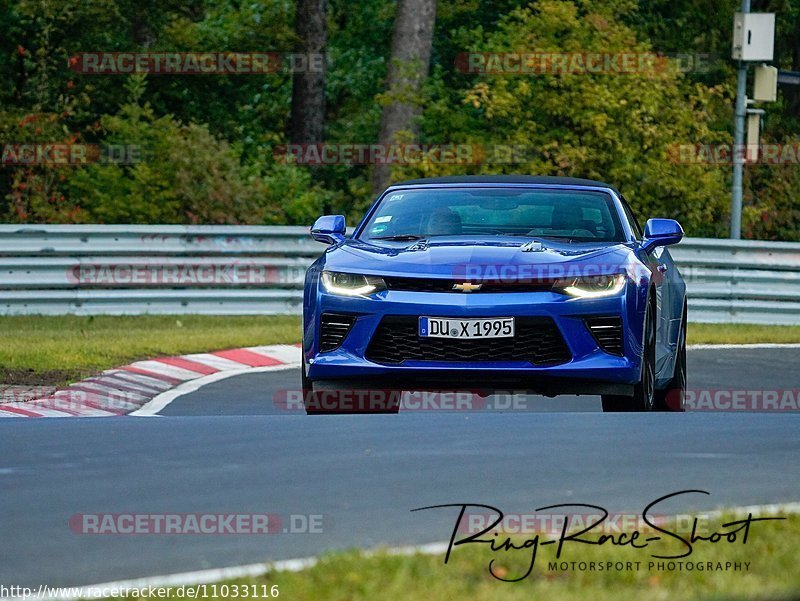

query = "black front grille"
[[585, 316, 624, 356], [365, 316, 571, 365], [319, 313, 357, 352], [384, 276, 553, 293]]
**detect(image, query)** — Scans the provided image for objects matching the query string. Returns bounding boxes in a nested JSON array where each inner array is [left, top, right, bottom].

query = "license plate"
[[419, 317, 514, 339]]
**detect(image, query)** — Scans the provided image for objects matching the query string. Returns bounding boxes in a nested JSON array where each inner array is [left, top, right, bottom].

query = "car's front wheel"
[[302, 364, 401, 414], [601, 298, 656, 412]]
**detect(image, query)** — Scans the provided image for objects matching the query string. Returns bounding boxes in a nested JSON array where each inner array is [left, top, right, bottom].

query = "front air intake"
[[585, 316, 624, 356], [365, 316, 571, 365], [319, 313, 357, 352]]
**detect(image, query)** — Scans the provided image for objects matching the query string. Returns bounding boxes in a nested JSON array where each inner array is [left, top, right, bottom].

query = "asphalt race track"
[[1, 347, 799, 587]]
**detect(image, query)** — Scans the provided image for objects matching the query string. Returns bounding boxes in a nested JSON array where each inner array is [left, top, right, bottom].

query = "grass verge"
[[108, 512, 799, 600], [688, 323, 800, 345], [0, 315, 301, 386]]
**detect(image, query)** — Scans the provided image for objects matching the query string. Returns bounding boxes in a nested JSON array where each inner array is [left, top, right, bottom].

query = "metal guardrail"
[[670, 238, 800, 325], [1, 225, 799, 324], [0, 225, 312, 315]]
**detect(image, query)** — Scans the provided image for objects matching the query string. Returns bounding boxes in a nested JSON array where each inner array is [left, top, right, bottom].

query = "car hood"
[[322, 237, 632, 278]]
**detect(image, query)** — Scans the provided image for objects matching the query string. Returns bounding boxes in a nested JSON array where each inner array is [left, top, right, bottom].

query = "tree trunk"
[[290, 0, 328, 145], [371, 0, 437, 195]]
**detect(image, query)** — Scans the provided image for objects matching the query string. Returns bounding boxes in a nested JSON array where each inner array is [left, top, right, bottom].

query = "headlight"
[[554, 273, 626, 298], [321, 271, 387, 297]]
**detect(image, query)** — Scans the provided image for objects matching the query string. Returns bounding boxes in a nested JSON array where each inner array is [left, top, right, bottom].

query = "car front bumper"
[[304, 288, 644, 396]]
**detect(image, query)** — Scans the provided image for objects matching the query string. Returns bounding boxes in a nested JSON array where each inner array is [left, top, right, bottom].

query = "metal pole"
[[730, 0, 751, 239]]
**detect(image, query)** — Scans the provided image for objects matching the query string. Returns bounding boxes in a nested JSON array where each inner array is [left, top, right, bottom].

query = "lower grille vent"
[[585, 316, 624, 356], [320, 313, 357, 352]]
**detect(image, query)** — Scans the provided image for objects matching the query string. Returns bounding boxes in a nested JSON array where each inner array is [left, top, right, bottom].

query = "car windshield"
[[359, 187, 625, 242]]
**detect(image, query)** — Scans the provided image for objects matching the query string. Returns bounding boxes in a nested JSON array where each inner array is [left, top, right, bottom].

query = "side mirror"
[[642, 218, 684, 253], [311, 215, 346, 245]]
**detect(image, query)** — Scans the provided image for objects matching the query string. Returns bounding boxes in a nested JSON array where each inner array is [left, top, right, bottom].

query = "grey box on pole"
[[732, 13, 775, 61]]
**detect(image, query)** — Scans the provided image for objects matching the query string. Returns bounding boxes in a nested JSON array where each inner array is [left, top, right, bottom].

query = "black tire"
[[654, 305, 687, 412], [301, 360, 321, 415], [602, 296, 656, 412]]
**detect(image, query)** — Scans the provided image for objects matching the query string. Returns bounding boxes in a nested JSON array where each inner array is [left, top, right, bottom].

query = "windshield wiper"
[[500, 234, 601, 242], [369, 234, 425, 241], [498, 233, 565, 238]]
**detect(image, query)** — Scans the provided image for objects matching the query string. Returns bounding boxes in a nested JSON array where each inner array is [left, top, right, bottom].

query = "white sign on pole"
[[753, 65, 778, 101]]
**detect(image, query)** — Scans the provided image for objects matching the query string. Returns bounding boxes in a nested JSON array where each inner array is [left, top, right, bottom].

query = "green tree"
[[60, 77, 331, 224], [394, 0, 732, 235]]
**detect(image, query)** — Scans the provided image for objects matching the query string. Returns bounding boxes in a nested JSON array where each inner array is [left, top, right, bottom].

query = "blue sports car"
[[302, 175, 687, 413]]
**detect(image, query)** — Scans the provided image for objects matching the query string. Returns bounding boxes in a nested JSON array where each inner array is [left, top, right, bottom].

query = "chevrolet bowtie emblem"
[[453, 282, 482, 292]]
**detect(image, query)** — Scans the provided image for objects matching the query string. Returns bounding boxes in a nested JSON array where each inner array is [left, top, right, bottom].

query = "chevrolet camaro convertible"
[[302, 175, 687, 413]]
